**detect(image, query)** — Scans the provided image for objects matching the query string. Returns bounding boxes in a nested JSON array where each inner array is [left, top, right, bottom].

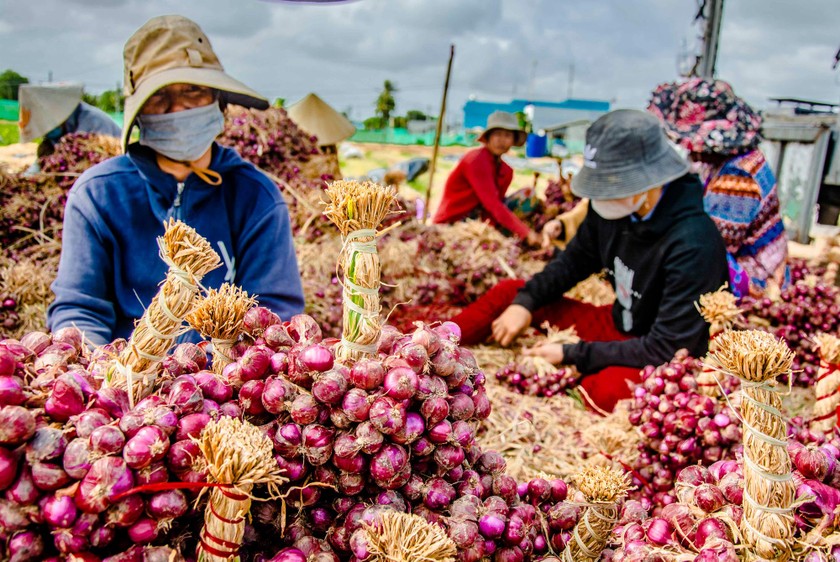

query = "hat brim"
[[571, 146, 690, 200], [478, 127, 527, 147], [19, 84, 84, 142], [122, 67, 269, 150]]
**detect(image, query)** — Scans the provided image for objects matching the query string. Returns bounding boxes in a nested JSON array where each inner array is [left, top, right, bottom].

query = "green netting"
[[0, 99, 19, 122], [350, 127, 474, 146]]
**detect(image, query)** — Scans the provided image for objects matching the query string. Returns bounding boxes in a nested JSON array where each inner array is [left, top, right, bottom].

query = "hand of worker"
[[541, 219, 564, 250], [525, 230, 542, 248], [542, 219, 563, 240], [522, 342, 565, 365], [491, 304, 532, 347]]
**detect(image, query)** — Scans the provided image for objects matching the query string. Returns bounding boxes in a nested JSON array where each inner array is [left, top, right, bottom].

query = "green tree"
[[405, 109, 429, 122], [363, 116, 385, 130], [375, 80, 397, 126], [0, 69, 29, 101], [82, 92, 99, 106], [96, 89, 126, 113]]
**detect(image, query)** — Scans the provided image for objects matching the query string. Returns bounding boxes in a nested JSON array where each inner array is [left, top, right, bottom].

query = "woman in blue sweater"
[[47, 15, 304, 346]]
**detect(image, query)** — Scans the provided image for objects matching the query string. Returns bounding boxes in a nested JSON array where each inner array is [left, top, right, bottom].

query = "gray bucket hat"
[[571, 109, 689, 200]]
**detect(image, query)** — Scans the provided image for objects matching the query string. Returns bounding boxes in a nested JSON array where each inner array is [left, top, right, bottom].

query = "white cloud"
[[0, 0, 836, 120]]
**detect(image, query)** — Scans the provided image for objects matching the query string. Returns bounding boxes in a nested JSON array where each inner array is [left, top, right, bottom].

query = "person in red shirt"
[[433, 111, 542, 246]]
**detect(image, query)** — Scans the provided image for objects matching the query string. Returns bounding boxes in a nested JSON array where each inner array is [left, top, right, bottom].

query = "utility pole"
[[697, 0, 725, 78]]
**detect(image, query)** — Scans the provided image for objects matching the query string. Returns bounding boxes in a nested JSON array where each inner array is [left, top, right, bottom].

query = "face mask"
[[591, 193, 646, 220], [137, 103, 224, 163]]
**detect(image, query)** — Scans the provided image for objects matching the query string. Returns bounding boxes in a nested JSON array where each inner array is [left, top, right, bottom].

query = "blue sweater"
[[47, 143, 305, 345]]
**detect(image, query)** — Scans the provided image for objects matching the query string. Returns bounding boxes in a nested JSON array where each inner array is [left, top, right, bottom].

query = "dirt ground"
[[339, 142, 567, 214], [0, 142, 37, 172]]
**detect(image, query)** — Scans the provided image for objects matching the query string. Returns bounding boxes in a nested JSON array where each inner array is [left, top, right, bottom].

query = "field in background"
[[0, 140, 565, 217]]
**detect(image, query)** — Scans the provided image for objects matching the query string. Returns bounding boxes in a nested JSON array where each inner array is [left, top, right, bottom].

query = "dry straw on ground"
[[361, 510, 456, 562], [811, 333, 840, 434], [695, 287, 744, 397], [711, 329, 796, 561], [111, 219, 220, 405], [563, 466, 631, 562], [322, 180, 396, 362], [0, 242, 60, 338], [195, 417, 287, 562], [186, 283, 256, 376]]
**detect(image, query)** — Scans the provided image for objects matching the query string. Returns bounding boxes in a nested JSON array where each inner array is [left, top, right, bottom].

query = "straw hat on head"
[[478, 111, 527, 147], [18, 83, 84, 143], [287, 93, 356, 146], [121, 14, 269, 150]]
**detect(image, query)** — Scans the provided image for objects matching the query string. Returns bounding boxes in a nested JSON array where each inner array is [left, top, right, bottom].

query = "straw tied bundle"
[[359, 510, 456, 562], [562, 465, 630, 562], [710, 329, 796, 561], [322, 180, 396, 362], [187, 283, 257, 376], [195, 417, 287, 562], [111, 219, 221, 405], [810, 333, 840, 434], [695, 287, 743, 397]]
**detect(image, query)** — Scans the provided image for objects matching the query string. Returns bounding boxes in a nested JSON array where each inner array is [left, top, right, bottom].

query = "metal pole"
[[424, 44, 455, 222], [698, 0, 724, 78]]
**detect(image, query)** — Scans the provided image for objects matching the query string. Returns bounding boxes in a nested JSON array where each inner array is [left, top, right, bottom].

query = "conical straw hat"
[[18, 83, 83, 142], [287, 93, 356, 146]]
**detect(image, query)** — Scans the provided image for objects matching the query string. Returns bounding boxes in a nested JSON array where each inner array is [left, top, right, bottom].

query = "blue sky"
[[2, 0, 838, 122]]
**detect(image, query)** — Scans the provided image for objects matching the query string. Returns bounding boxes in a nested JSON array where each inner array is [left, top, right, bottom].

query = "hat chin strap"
[[158, 153, 223, 186]]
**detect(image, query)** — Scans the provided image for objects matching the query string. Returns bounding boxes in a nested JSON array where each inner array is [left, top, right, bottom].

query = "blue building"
[[463, 98, 610, 133]]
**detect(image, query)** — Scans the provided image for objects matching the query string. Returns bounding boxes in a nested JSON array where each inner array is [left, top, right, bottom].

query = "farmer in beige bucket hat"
[[433, 111, 543, 246], [47, 15, 304, 346]]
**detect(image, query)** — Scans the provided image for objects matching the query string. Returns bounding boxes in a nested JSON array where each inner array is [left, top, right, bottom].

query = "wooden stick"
[[423, 44, 455, 222]]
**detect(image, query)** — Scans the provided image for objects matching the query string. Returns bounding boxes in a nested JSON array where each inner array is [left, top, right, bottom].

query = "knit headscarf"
[[647, 78, 762, 156]]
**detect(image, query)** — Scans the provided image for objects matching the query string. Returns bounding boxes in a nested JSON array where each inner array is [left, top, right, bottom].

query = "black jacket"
[[512, 174, 728, 373]]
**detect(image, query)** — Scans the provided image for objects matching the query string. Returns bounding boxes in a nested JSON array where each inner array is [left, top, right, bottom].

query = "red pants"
[[451, 279, 641, 413]]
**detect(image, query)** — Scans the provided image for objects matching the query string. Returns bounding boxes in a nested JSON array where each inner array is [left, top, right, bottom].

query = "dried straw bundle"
[[710, 329, 796, 561], [361, 510, 456, 562], [564, 273, 616, 307], [562, 466, 630, 562], [112, 219, 221, 405], [695, 287, 743, 397], [811, 333, 840, 433], [195, 417, 287, 562], [186, 283, 257, 376], [322, 180, 396, 362], [0, 243, 60, 338]]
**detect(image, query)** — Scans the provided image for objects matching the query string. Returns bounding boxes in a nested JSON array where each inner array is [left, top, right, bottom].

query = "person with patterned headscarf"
[[648, 78, 789, 297]]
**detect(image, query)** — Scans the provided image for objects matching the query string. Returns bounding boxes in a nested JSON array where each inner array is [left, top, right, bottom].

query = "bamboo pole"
[[423, 44, 455, 222]]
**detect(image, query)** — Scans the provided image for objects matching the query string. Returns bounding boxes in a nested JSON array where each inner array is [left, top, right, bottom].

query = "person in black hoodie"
[[451, 109, 728, 412]]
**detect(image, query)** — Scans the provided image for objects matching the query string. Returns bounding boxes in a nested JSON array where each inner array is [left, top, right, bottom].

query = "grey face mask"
[[137, 103, 224, 163]]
